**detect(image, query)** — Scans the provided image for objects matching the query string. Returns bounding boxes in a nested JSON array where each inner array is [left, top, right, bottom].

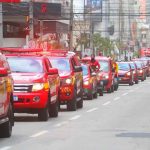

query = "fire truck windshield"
[[81, 65, 88, 76], [99, 61, 109, 72], [7, 57, 43, 73], [49, 57, 70, 73]]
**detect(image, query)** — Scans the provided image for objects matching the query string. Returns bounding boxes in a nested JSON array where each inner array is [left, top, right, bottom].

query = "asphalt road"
[[0, 78, 150, 150]]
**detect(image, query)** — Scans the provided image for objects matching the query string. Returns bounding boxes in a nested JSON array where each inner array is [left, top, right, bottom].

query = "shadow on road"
[[116, 132, 150, 138], [14, 115, 39, 122]]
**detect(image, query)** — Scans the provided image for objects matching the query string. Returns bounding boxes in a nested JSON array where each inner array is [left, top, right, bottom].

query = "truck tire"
[[0, 103, 13, 138], [93, 92, 97, 98], [38, 105, 49, 121], [114, 84, 119, 91], [77, 90, 83, 108], [93, 86, 98, 98], [67, 90, 77, 111], [111, 85, 114, 92], [87, 92, 93, 100], [49, 100, 58, 118], [107, 88, 112, 93], [129, 81, 134, 86], [135, 80, 139, 84]]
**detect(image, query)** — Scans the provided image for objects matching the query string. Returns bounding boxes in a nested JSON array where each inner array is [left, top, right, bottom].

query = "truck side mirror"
[[48, 68, 58, 75], [0, 68, 8, 77], [74, 66, 82, 72]]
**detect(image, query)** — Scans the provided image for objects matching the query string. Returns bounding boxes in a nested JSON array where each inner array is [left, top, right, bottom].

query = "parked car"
[[139, 58, 150, 77], [1, 48, 60, 121], [134, 60, 145, 81], [81, 63, 98, 100], [47, 50, 83, 111], [117, 61, 134, 85], [128, 61, 139, 84], [0, 53, 14, 138]]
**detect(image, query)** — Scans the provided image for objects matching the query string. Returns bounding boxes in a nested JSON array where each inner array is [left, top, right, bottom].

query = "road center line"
[[87, 108, 98, 113], [113, 97, 120, 101], [55, 121, 68, 127], [69, 115, 81, 121], [102, 101, 111, 106], [122, 93, 128, 96], [30, 130, 48, 138], [129, 90, 134, 92], [0, 147, 11, 150]]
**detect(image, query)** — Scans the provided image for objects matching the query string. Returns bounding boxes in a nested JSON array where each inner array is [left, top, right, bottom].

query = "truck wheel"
[[49, 100, 58, 118], [111, 85, 114, 92], [107, 88, 111, 93], [38, 105, 49, 121], [93, 92, 97, 98], [77, 90, 83, 108], [135, 80, 139, 84], [114, 84, 119, 91], [87, 92, 93, 100], [77, 99, 83, 108], [98, 88, 103, 96], [129, 81, 134, 86], [67, 90, 77, 111], [99, 90, 103, 96], [0, 103, 13, 138]]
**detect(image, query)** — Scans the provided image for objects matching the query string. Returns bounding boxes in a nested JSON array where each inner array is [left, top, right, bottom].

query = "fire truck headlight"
[[32, 83, 44, 91]]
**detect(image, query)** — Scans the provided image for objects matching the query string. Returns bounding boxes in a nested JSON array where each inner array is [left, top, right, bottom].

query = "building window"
[[3, 22, 26, 38]]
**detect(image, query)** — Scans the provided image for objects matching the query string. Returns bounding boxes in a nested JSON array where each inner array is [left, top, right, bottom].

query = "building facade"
[[0, 0, 70, 49]]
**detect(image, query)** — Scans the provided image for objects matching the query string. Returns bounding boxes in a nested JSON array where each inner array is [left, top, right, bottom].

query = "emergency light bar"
[[0, 48, 43, 53], [0, 0, 20, 2]]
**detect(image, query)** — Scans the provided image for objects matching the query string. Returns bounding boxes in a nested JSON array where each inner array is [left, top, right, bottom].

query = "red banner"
[[0, 0, 20, 2]]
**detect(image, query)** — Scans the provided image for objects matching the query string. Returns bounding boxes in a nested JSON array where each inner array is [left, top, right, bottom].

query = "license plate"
[[13, 96, 18, 101]]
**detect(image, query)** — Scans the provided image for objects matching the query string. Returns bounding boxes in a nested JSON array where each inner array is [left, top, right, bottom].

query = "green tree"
[[92, 33, 114, 56], [76, 33, 89, 48]]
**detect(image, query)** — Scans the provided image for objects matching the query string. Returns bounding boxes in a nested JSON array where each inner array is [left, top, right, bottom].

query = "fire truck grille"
[[14, 84, 33, 93], [119, 74, 125, 77]]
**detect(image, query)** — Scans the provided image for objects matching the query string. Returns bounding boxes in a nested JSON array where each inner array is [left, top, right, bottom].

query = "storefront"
[[0, 2, 69, 48]]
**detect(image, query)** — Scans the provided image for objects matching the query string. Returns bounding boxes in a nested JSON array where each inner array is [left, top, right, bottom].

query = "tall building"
[[146, 0, 150, 24]]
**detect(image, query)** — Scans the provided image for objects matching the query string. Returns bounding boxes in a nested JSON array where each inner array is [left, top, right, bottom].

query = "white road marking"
[[113, 97, 120, 101], [69, 115, 81, 121], [129, 90, 134, 92], [87, 108, 98, 113], [122, 93, 128, 96], [55, 121, 68, 127], [135, 87, 139, 90], [0, 147, 11, 150], [103, 101, 111, 106], [30, 130, 48, 138]]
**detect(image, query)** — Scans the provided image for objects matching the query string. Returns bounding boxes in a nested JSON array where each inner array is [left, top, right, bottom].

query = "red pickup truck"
[[44, 50, 84, 111], [0, 48, 60, 121], [0, 53, 14, 138]]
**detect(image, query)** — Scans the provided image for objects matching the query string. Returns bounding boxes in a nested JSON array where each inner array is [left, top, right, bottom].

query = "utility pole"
[[128, 0, 132, 60], [29, 0, 34, 41], [69, 0, 73, 51]]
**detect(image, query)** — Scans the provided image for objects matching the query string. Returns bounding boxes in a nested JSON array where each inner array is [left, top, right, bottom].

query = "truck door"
[[0, 71, 7, 116], [44, 58, 57, 103]]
